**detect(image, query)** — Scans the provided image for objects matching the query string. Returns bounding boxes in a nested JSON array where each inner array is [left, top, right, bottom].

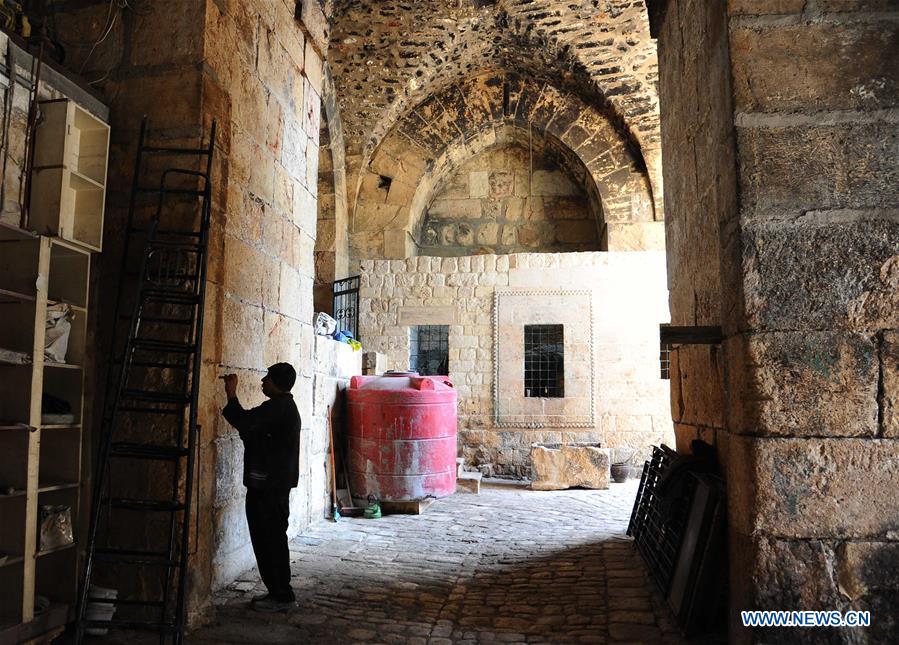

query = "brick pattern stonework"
[[651, 1, 899, 642], [358, 252, 672, 477], [350, 70, 662, 262], [327, 0, 661, 198]]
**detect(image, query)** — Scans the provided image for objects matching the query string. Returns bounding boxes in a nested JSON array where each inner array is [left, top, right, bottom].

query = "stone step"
[[456, 471, 482, 495]]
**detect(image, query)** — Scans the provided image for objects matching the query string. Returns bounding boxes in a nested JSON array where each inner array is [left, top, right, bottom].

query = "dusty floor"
[[183, 480, 700, 644]]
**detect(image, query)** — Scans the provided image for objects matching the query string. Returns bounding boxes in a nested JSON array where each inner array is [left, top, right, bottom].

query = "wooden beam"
[[660, 325, 724, 345]]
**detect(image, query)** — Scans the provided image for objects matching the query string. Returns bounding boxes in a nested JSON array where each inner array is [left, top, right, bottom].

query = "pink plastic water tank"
[[347, 372, 458, 502]]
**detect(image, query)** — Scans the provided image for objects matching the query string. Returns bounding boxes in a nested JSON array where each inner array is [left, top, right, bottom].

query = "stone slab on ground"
[[530, 442, 611, 490], [456, 471, 482, 494]]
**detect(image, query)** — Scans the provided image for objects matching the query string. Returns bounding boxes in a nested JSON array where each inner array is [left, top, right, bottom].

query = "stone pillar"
[[651, 1, 899, 642]]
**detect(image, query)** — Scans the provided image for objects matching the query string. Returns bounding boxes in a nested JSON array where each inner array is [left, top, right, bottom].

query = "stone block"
[[531, 170, 578, 196], [529, 443, 610, 490], [488, 171, 514, 197], [296, 0, 329, 54], [741, 218, 899, 331], [837, 541, 899, 602], [604, 222, 665, 251], [476, 222, 500, 245], [312, 374, 341, 417], [304, 39, 323, 96], [737, 124, 898, 216], [726, 435, 899, 538], [362, 351, 386, 375], [668, 345, 725, 428], [223, 235, 263, 305], [221, 298, 265, 370], [470, 171, 489, 198], [726, 0, 806, 13], [730, 22, 899, 113], [726, 332, 879, 437], [428, 198, 482, 220], [281, 119, 308, 182]]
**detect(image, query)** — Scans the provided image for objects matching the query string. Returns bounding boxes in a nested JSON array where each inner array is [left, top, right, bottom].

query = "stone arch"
[[349, 70, 662, 260], [314, 63, 350, 313], [410, 124, 605, 255], [327, 1, 663, 222]]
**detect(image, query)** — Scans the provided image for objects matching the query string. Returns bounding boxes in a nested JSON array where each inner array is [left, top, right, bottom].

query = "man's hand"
[[220, 373, 238, 399]]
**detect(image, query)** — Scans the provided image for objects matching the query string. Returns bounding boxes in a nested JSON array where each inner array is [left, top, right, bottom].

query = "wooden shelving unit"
[[0, 222, 90, 633], [29, 99, 110, 252]]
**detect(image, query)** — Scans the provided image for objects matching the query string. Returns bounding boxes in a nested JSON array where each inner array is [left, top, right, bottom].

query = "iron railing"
[[332, 275, 360, 340]]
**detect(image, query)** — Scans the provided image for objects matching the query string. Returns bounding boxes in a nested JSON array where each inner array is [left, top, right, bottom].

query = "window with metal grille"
[[524, 324, 564, 398], [332, 276, 360, 340], [660, 342, 672, 380], [410, 325, 449, 376]]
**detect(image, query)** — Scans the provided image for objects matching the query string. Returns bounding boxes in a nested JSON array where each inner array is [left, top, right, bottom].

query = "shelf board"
[[69, 169, 104, 190], [43, 362, 82, 370], [0, 554, 24, 568], [37, 481, 79, 493], [0, 220, 38, 240], [0, 287, 36, 303], [0, 489, 26, 499], [47, 300, 86, 314], [0, 424, 34, 431], [40, 424, 81, 430], [35, 541, 76, 558]]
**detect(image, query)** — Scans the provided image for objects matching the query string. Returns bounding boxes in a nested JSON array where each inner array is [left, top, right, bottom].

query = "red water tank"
[[347, 372, 458, 502]]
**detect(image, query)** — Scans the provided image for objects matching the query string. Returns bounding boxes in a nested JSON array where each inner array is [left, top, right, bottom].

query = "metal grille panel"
[[332, 276, 360, 340], [410, 325, 449, 376], [524, 324, 564, 398]]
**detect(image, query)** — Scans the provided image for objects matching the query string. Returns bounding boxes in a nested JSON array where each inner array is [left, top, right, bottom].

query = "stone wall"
[[358, 252, 672, 477], [51, 0, 338, 622], [419, 132, 601, 256], [212, 336, 360, 589], [651, 1, 899, 642]]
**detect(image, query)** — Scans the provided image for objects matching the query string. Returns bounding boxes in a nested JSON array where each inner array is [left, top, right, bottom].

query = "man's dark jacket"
[[222, 393, 301, 489]]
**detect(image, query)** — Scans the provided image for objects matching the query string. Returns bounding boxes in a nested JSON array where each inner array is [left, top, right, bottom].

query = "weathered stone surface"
[[669, 344, 725, 429], [530, 443, 611, 490], [418, 128, 600, 256], [742, 218, 899, 331], [730, 22, 899, 113], [837, 541, 899, 601], [883, 332, 899, 437], [737, 124, 899, 216], [726, 435, 899, 538], [727, 332, 879, 437], [727, 0, 807, 13], [297, 0, 329, 54]]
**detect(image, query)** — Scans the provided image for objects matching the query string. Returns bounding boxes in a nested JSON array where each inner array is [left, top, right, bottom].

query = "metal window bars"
[[332, 275, 360, 340], [410, 325, 449, 376], [524, 324, 564, 398]]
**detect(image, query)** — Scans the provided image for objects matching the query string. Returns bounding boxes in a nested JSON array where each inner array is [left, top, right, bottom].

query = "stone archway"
[[349, 71, 662, 260]]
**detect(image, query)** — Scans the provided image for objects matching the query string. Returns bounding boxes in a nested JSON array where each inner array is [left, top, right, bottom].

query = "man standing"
[[221, 363, 300, 612]]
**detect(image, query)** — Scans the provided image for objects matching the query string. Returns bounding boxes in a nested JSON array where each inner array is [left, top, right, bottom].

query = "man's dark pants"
[[245, 487, 295, 601]]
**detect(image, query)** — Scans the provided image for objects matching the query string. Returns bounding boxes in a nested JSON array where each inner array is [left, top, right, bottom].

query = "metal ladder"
[[76, 118, 217, 644]]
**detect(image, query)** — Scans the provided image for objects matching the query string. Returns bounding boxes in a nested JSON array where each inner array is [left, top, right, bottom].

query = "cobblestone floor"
[[185, 479, 706, 644]]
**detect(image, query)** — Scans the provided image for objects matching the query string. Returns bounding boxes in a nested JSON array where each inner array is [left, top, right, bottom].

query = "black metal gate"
[[332, 275, 360, 340]]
